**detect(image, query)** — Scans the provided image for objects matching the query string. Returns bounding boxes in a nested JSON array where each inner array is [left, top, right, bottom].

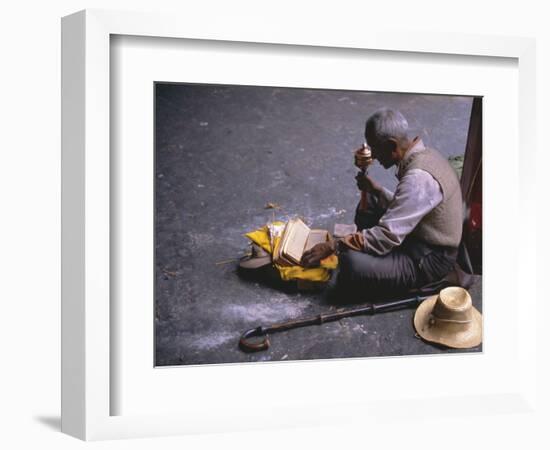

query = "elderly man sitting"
[[302, 108, 464, 300]]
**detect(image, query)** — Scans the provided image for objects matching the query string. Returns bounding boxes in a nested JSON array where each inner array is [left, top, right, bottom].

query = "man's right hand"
[[301, 241, 336, 268], [355, 172, 382, 193]]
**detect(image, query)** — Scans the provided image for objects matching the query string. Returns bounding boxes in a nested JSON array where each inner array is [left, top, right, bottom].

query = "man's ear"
[[387, 138, 398, 155]]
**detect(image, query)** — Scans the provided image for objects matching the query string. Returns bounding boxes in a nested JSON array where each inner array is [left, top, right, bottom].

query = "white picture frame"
[[61, 9, 539, 441]]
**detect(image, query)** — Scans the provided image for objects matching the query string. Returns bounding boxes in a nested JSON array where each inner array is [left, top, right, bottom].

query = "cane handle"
[[239, 326, 270, 352]]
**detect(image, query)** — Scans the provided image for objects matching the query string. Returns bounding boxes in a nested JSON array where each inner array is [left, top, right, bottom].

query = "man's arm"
[[358, 169, 443, 255], [356, 172, 396, 208], [377, 186, 395, 209], [302, 170, 442, 266]]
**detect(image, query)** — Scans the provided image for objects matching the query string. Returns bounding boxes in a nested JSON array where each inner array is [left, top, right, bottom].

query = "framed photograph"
[[62, 9, 538, 441]]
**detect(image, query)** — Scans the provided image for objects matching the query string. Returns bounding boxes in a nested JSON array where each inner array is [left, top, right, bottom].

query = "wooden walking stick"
[[239, 296, 426, 352], [355, 143, 373, 212]]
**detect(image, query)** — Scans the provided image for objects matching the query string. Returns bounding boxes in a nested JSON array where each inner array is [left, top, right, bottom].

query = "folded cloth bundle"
[[244, 221, 338, 282]]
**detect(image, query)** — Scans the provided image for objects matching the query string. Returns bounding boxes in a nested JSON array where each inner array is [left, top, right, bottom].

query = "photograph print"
[[154, 83, 483, 366]]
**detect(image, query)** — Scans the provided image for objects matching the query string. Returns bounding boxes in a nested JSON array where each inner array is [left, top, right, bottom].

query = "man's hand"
[[301, 241, 336, 268], [355, 172, 382, 193]]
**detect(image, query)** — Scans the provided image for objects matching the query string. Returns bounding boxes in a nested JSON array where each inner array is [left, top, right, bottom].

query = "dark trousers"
[[335, 193, 458, 301]]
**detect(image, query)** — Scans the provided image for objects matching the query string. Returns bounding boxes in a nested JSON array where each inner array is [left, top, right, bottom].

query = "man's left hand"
[[355, 172, 382, 193], [301, 241, 336, 268]]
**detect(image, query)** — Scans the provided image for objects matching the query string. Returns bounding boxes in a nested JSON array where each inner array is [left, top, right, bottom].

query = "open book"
[[273, 218, 329, 266]]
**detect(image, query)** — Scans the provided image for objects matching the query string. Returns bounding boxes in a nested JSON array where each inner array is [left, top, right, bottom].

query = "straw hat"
[[239, 243, 272, 269], [414, 286, 482, 349]]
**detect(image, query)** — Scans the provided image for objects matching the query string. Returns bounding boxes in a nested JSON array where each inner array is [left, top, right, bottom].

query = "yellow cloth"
[[245, 222, 338, 282]]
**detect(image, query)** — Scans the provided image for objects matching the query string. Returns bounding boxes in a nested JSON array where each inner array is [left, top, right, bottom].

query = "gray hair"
[[365, 108, 409, 143]]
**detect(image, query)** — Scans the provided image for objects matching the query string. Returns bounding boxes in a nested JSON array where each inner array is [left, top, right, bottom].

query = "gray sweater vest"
[[401, 147, 463, 248]]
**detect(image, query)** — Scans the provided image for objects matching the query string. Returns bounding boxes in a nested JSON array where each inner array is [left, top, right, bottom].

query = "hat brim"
[[238, 255, 272, 269], [413, 295, 483, 349]]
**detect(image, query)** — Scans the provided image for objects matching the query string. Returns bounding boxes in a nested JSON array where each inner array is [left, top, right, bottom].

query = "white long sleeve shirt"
[[362, 140, 443, 256]]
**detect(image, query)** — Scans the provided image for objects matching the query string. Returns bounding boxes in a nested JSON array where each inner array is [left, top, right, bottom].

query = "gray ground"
[[154, 84, 480, 366]]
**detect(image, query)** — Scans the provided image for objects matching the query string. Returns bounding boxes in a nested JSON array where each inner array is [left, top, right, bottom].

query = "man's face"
[[366, 135, 396, 169]]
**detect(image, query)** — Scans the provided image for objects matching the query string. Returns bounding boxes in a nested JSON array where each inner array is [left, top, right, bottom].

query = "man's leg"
[[335, 247, 420, 302], [342, 196, 459, 300], [332, 239, 460, 302]]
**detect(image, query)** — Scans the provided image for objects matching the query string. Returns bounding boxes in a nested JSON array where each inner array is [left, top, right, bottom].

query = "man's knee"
[[338, 249, 377, 283], [354, 208, 370, 231], [354, 193, 385, 231]]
